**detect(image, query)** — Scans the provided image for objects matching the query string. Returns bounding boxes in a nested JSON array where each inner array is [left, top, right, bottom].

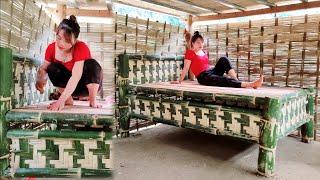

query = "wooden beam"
[[139, 0, 198, 15], [65, 8, 112, 17], [213, 0, 246, 11], [193, 1, 320, 22], [175, 0, 219, 13], [252, 0, 276, 7], [116, 0, 188, 17]]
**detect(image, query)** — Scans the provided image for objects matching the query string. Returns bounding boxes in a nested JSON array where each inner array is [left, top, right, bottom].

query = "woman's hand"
[[170, 80, 181, 84], [35, 65, 49, 94], [48, 99, 65, 111]]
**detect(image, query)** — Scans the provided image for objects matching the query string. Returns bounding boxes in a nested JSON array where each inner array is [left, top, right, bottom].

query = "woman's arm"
[[171, 59, 191, 84], [58, 61, 84, 102]]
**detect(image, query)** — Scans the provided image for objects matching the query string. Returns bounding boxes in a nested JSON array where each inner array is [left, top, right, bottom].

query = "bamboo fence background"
[[78, 22, 115, 99], [0, 0, 56, 61], [114, 13, 185, 56], [194, 14, 320, 138]]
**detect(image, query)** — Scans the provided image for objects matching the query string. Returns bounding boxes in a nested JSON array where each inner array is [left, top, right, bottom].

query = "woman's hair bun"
[[69, 15, 77, 23], [194, 31, 200, 36]]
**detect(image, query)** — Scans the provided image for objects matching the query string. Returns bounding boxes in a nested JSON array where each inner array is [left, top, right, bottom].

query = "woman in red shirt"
[[172, 31, 263, 89], [35, 15, 102, 111]]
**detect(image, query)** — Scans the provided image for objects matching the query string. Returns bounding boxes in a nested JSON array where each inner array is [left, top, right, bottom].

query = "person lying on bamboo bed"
[[35, 15, 102, 111], [171, 31, 264, 89]]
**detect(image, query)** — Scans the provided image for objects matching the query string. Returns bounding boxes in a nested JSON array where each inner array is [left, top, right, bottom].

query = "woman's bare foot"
[[252, 75, 264, 89], [241, 75, 264, 88], [65, 96, 74, 105], [90, 101, 102, 108]]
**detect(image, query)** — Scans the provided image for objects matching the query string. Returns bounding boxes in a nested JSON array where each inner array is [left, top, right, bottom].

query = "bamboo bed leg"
[[258, 98, 279, 177], [0, 47, 13, 176], [118, 54, 130, 138], [301, 90, 315, 143]]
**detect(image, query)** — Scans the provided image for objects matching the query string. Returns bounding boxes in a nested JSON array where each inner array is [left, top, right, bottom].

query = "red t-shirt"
[[45, 41, 92, 71], [185, 49, 210, 77]]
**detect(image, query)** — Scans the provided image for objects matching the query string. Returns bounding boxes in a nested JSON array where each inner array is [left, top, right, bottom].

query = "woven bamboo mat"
[[135, 80, 305, 99], [11, 100, 114, 115]]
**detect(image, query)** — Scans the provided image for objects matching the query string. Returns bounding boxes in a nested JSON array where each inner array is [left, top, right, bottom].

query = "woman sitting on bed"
[[171, 31, 263, 89]]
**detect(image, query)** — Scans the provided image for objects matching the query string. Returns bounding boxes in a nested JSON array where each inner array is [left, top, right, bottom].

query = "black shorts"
[[47, 59, 102, 96]]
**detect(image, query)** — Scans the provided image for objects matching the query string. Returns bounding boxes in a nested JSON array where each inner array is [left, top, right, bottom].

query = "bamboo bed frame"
[[117, 53, 315, 177], [0, 47, 114, 178]]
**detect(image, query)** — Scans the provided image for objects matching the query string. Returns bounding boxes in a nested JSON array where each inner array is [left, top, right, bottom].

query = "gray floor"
[[112, 124, 320, 180]]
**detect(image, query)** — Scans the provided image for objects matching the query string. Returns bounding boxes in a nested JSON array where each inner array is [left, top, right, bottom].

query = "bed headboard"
[[118, 54, 184, 85]]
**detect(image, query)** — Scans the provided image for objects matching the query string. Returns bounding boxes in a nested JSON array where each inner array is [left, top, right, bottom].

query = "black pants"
[[197, 56, 242, 88], [47, 59, 102, 96]]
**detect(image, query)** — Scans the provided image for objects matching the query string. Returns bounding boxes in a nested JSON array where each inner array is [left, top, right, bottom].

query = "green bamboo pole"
[[118, 54, 130, 137], [258, 98, 280, 177], [7, 129, 113, 140], [5, 111, 114, 126], [0, 47, 12, 176], [11, 168, 112, 178], [301, 88, 315, 143]]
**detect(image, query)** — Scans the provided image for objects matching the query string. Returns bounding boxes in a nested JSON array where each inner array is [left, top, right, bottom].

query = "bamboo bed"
[[117, 53, 315, 177]]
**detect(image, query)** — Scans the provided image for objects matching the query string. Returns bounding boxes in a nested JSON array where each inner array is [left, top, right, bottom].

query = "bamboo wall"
[[79, 22, 115, 99], [194, 14, 320, 138], [0, 0, 56, 61], [114, 13, 185, 56], [79, 14, 186, 99]]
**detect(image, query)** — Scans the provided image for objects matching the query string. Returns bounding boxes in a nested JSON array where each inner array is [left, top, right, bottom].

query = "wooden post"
[[286, 22, 293, 87], [248, 20, 252, 81], [124, 14, 128, 54], [216, 25, 219, 63], [315, 21, 320, 140], [175, 25, 180, 56], [145, 18, 149, 55], [57, 4, 66, 22], [226, 23, 229, 57], [237, 27, 240, 79], [300, 14, 308, 87], [271, 17, 278, 86], [187, 15, 193, 32], [0, 47, 13, 176], [155, 21, 159, 54], [206, 25, 209, 58], [260, 26, 264, 77], [135, 16, 138, 53]]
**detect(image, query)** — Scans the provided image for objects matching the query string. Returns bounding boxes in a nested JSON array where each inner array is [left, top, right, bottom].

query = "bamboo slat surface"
[[7, 100, 114, 115], [133, 80, 307, 99]]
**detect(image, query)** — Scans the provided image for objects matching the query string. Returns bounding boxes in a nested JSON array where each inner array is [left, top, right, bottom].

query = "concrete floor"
[[112, 124, 320, 180]]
